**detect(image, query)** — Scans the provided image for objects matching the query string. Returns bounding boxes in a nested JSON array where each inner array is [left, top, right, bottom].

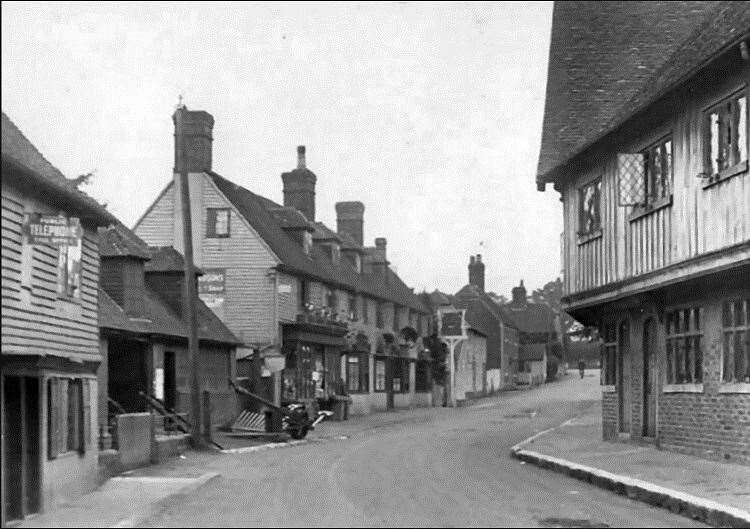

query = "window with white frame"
[[665, 307, 703, 385], [722, 299, 749, 384], [705, 88, 748, 178], [206, 208, 231, 238]]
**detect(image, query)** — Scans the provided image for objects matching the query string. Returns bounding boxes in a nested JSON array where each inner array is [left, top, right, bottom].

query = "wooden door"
[[617, 321, 631, 433], [164, 351, 176, 410], [642, 318, 657, 438]]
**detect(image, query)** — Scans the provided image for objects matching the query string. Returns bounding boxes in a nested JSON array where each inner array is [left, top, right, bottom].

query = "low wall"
[[115, 413, 153, 470]]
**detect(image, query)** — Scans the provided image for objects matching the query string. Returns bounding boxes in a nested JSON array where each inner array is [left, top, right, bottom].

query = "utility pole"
[[174, 103, 202, 445]]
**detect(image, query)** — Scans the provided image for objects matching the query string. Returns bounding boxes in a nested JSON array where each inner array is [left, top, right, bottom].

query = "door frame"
[[617, 320, 631, 434], [641, 317, 658, 440]]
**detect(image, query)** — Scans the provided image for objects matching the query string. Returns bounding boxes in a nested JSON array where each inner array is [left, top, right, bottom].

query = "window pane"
[[735, 300, 745, 326], [675, 337, 685, 383], [710, 111, 720, 174], [694, 336, 702, 383], [735, 331, 746, 383], [723, 301, 733, 328], [666, 340, 674, 384]]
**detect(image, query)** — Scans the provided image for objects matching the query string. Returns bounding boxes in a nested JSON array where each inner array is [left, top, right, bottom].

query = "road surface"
[[138, 371, 705, 528]]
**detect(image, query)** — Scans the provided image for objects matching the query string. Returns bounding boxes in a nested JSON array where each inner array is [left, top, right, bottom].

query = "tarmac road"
[[138, 372, 706, 528]]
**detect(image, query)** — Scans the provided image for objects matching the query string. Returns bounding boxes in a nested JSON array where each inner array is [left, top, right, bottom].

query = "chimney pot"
[[297, 145, 306, 169], [469, 255, 476, 265]]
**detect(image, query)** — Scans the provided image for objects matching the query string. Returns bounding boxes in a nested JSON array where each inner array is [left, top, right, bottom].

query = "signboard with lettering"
[[438, 309, 466, 339], [198, 268, 226, 315], [24, 214, 82, 246]]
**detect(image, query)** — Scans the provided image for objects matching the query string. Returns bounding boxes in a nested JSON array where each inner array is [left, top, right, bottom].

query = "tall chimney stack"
[[172, 107, 214, 173], [372, 237, 389, 281], [335, 201, 365, 246], [468, 254, 485, 292], [282, 145, 317, 222], [511, 279, 527, 305]]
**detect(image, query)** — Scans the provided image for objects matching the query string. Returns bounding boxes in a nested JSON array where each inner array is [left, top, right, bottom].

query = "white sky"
[[2, 1, 561, 297]]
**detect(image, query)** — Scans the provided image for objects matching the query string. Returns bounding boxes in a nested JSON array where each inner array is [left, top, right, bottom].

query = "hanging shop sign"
[[198, 268, 226, 311], [438, 309, 467, 340]]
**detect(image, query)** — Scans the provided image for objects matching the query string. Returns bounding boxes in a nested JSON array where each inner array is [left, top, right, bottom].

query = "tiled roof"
[[99, 223, 151, 259], [427, 290, 453, 307], [206, 171, 429, 312], [144, 246, 204, 274], [454, 284, 518, 329], [1, 111, 116, 225], [268, 206, 313, 230], [536, 1, 749, 188], [504, 301, 556, 334], [99, 288, 239, 345], [311, 222, 342, 242]]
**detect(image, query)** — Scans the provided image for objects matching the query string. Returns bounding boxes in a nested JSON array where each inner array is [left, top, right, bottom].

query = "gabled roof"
[[536, 1, 750, 189], [505, 301, 556, 334], [454, 284, 518, 328], [206, 171, 429, 312], [1, 111, 116, 225], [427, 289, 453, 307]]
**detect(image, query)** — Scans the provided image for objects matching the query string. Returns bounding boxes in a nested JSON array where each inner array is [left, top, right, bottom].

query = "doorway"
[[108, 337, 149, 413], [617, 321, 631, 433], [2, 375, 40, 523], [642, 318, 657, 438], [163, 351, 176, 411]]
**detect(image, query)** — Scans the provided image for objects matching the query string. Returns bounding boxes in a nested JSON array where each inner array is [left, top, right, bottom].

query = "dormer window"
[[207, 208, 230, 238]]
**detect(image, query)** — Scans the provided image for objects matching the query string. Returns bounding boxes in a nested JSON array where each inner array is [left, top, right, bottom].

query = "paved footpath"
[[15, 373, 721, 528], [511, 397, 750, 527]]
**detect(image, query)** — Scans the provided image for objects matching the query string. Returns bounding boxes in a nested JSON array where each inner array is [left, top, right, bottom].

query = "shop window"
[[345, 353, 369, 393], [722, 299, 749, 383], [206, 208, 231, 238], [705, 89, 748, 180], [578, 178, 602, 236], [601, 323, 617, 386], [375, 357, 386, 391], [392, 358, 410, 393], [665, 307, 703, 384]]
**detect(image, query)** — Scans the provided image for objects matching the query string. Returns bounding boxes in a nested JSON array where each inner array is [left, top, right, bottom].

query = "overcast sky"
[[2, 1, 560, 297]]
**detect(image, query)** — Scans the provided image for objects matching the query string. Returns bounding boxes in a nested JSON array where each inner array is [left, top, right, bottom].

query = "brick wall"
[[600, 287, 750, 464]]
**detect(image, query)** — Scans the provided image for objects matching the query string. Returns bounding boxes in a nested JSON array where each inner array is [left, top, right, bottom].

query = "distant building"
[[134, 107, 432, 416], [504, 281, 558, 386], [537, 2, 749, 462], [453, 255, 519, 393], [1, 112, 116, 524]]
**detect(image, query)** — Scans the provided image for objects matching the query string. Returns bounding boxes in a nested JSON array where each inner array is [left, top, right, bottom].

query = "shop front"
[[281, 319, 348, 414]]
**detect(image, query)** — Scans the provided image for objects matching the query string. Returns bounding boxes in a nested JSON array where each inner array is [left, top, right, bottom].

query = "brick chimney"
[[468, 254, 485, 292], [335, 201, 365, 246], [173, 106, 214, 173], [371, 237, 389, 281], [282, 146, 317, 221], [511, 279, 527, 305]]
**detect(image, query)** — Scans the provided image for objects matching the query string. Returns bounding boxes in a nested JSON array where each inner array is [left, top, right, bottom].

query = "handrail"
[[138, 391, 224, 450], [108, 397, 127, 415]]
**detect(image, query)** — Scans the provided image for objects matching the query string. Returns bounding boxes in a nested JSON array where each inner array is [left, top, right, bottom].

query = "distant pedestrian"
[[578, 359, 586, 379]]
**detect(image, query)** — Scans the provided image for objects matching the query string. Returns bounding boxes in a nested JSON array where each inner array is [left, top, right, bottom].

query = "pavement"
[[511, 388, 750, 528], [13, 371, 735, 528]]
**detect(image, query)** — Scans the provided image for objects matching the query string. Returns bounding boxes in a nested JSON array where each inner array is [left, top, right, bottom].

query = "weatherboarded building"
[[134, 107, 433, 417], [537, 2, 749, 462], [1, 112, 116, 524]]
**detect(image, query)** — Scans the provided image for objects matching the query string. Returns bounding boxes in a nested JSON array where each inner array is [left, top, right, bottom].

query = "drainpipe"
[[270, 268, 281, 406]]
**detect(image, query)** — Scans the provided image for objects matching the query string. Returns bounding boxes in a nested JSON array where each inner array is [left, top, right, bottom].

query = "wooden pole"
[[174, 106, 202, 446]]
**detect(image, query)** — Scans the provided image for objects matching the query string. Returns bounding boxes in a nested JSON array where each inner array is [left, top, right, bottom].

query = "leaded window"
[[665, 307, 703, 384], [722, 299, 749, 383]]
